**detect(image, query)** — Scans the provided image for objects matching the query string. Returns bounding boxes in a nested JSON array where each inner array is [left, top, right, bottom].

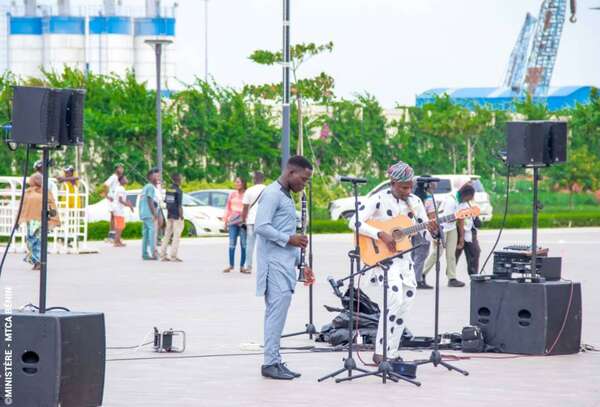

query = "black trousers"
[[455, 229, 481, 275]]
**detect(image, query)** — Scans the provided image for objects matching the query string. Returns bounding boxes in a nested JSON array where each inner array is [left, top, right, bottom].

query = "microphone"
[[416, 176, 441, 183], [336, 175, 367, 184], [327, 276, 344, 298]]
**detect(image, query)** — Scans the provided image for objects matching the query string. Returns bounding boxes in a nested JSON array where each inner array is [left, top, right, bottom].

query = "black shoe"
[[279, 362, 301, 378], [417, 281, 433, 289], [448, 278, 466, 287], [261, 364, 295, 380]]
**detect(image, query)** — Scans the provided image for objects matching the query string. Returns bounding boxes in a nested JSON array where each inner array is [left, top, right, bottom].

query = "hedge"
[[87, 220, 194, 241], [481, 211, 600, 229], [84, 212, 600, 240]]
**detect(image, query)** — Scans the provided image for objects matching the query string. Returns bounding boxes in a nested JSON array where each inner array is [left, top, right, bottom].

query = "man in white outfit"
[[350, 161, 434, 363]]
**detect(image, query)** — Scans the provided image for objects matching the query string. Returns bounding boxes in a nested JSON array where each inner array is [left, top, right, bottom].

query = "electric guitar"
[[358, 207, 480, 266]]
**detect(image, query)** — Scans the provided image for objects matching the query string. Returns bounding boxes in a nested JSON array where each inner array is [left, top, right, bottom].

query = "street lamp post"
[[203, 0, 209, 82], [145, 38, 173, 175], [281, 0, 291, 171]]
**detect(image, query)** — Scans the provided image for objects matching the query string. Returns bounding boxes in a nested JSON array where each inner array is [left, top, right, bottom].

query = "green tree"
[[247, 42, 335, 159]]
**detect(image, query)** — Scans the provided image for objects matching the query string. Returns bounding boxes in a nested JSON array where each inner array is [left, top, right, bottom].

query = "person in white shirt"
[[102, 164, 124, 242], [455, 184, 481, 276], [422, 188, 466, 287], [241, 171, 266, 274], [112, 175, 134, 247]]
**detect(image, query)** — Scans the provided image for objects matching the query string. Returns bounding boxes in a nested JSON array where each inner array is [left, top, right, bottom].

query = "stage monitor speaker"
[[506, 121, 567, 167], [470, 280, 581, 355], [11, 86, 85, 147], [0, 311, 105, 407]]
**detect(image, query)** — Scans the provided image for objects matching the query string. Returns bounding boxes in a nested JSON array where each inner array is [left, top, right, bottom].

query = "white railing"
[[0, 177, 27, 252], [0, 176, 89, 254]]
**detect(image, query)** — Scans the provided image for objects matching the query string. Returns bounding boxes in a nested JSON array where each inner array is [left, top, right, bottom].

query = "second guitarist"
[[349, 161, 436, 364]]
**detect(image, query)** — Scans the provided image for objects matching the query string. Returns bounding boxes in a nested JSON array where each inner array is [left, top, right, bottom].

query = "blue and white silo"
[[88, 16, 133, 76], [8, 16, 44, 78], [42, 15, 86, 73]]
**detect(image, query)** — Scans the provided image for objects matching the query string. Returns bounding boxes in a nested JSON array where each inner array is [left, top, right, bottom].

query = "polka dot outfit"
[[349, 188, 429, 358]]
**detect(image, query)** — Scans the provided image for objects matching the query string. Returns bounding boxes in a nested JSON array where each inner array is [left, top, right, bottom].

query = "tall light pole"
[[281, 0, 291, 170], [203, 0, 209, 81], [145, 38, 172, 175]]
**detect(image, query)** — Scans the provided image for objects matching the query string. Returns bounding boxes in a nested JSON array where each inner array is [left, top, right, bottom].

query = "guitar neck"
[[397, 214, 456, 237]]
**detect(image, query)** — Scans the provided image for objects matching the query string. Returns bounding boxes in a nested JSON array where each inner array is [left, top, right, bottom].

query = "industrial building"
[[416, 86, 594, 112], [0, 0, 176, 89]]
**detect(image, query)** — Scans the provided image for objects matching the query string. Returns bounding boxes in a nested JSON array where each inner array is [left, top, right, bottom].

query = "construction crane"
[[503, 0, 577, 96], [503, 13, 538, 91]]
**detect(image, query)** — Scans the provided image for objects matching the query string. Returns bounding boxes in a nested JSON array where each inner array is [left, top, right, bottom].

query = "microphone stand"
[[415, 185, 468, 376], [281, 180, 318, 339], [318, 179, 369, 382], [332, 246, 423, 386]]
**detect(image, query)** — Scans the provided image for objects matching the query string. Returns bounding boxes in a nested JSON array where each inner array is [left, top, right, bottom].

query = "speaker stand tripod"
[[415, 184, 468, 376], [38, 146, 52, 314], [332, 248, 422, 386]]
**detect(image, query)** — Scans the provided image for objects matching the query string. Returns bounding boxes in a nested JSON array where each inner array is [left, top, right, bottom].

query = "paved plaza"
[[1, 228, 600, 407]]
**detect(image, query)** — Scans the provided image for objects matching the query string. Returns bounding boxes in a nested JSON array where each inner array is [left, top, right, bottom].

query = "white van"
[[328, 174, 493, 222]]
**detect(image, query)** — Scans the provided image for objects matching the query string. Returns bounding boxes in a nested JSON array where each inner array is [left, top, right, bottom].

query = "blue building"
[[416, 86, 594, 111]]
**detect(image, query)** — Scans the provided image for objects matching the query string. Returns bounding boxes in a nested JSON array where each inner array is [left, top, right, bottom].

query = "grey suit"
[[255, 181, 299, 366]]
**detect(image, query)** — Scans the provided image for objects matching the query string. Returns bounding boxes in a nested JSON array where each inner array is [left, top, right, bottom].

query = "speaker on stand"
[[1, 86, 105, 407]]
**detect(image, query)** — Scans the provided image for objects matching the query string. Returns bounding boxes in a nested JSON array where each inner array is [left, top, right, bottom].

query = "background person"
[[160, 173, 185, 262], [33, 160, 59, 202], [113, 175, 134, 247], [102, 164, 124, 242], [57, 165, 81, 209], [18, 173, 60, 270], [422, 184, 466, 287], [241, 171, 266, 274], [223, 177, 248, 273], [413, 177, 434, 289], [140, 168, 160, 260], [455, 183, 481, 276]]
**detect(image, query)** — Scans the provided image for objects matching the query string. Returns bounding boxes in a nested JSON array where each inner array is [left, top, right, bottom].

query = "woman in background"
[[18, 173, 60, 270], [223, 177, 249, 274]]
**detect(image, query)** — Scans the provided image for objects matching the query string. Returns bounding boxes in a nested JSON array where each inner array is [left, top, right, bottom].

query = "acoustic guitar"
[[358, 206, 480, 266]]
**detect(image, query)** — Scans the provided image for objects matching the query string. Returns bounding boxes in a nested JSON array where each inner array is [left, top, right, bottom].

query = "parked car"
[[328, 174, 493, 222], [188, 189, 232, 210], [86, 189, 225, 235]]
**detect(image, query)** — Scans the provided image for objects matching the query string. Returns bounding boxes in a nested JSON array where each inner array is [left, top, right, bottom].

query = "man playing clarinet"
[[255, 155, 315, 380]]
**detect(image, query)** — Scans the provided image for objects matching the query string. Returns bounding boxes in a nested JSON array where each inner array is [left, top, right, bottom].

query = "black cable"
[[20, 303, 71, 312], [0, 144, 31, 278], [479, 166, 511, 274]]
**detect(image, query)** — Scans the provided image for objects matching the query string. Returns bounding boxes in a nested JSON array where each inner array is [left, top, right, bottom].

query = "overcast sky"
[[169, 0, 599, 107]]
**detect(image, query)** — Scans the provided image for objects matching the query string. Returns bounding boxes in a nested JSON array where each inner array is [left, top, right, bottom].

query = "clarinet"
[[297, 191, 307, 282]]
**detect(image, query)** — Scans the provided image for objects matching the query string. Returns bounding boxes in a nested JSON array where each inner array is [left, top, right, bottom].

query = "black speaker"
[[11, 86, 85, 147], [11, 87, 61, 146], [57, 89, 85, 146], [506, 121, 567, 167], [0, 312, 105, 407], [470, 280, 581, 355]]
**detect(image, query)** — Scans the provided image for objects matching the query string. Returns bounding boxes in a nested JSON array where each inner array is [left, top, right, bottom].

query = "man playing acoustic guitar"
[[349, 161, 436, 364]]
